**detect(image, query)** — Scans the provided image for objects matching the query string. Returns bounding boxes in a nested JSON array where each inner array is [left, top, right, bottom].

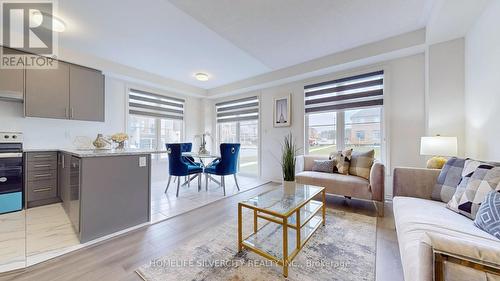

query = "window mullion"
[[336, 112, 345, 151]]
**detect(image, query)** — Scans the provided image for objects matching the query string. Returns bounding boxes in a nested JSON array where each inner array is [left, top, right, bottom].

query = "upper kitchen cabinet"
[[70, 65, 105, 122], [0, 47, 24, 102], [24, 59, 105, 122], [25, 61, 70, 119]]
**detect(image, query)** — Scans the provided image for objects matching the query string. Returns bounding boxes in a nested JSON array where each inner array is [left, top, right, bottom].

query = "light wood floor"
[[0, 183, 404, 281]]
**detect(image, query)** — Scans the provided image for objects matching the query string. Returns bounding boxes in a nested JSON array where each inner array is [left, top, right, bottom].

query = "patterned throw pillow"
[[311, 160, 336, 173], [349, 150, 375, 180], [329, 149, 352, 175], [447, 165, 500, 219], [432, 157, 467, 202], [474, 190, 500, 239]]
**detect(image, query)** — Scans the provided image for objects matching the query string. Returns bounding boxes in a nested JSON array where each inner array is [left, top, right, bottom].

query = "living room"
[[0, 0, 499, 280]]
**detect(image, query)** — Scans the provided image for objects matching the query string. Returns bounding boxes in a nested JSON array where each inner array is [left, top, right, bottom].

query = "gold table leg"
[[253, 209, 258, 233], [238, 203, 243, 252], [322, 189, 326, 226], [296, 209, 301, 250], [283, 216, 288, 277]]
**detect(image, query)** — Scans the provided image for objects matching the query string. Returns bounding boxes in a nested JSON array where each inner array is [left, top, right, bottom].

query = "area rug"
[[136, 209, 377, 281]]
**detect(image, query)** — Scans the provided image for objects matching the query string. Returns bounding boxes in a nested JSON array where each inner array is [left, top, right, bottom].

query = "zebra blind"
[[128, 89, 184, 120], [216, 96, 259, 123], [304, 70, 384, 114]]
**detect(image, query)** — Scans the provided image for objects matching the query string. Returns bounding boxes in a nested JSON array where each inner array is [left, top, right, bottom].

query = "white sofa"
[[393, 167, 500, 281]]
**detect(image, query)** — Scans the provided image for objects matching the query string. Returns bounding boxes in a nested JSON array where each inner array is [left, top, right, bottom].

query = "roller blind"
[[216, 96, 259, 123], [304, 70, 384, 114], [128, 89, 184, 120]]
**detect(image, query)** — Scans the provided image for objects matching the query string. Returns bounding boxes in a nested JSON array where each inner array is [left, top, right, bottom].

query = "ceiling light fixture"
[[194, 73, 209, 81], [31, 11, 66, 32]]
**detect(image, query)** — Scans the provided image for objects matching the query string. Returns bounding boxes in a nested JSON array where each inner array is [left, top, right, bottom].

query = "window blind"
[[216, 96, 259, 123], [304, 70, 384, 114], [128, 89, 184, 120]]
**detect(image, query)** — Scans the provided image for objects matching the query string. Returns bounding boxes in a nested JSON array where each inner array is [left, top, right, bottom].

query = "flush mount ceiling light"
[[31, 11, 66, 32], [194, 73, 209, 81]]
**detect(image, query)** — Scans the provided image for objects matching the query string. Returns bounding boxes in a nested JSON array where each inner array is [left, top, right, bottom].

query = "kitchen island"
[[24, 149, 152, 243]]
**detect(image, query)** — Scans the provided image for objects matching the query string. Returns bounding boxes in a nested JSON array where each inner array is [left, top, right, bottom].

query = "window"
[[216, 96, 259, 176], [305, 71, 384, 159], [128, 89, 184, 152]]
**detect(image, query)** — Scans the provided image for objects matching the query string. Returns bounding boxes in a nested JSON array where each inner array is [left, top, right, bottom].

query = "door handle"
[[33, 155, 51, 158], [34, 164, 51, 168], [70, 108, 74, 119]]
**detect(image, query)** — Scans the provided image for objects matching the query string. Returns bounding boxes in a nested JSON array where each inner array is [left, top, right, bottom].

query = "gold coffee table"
[[238, 184, 326, 277]]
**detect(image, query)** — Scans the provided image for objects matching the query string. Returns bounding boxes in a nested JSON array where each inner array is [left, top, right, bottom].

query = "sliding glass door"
[[217, 120, 259, 176]]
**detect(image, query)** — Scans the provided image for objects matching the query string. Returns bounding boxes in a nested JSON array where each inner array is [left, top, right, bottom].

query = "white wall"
[[211, 53, 427, 198], [428, 38, 465, 156], [0, 76, 202, 149], [464, 0, 500, 161]]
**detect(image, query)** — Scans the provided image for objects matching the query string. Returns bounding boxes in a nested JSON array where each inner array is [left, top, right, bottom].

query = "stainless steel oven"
[[0, 132, 23, 214]]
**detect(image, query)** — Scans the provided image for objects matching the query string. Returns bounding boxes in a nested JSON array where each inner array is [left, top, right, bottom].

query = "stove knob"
[[12, 135, 17, 139], [4, 135, 9, 139]]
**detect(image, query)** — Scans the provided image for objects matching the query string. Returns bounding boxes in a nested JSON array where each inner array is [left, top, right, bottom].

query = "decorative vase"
[[283, 180, 296, 194], [93, 134, 110, 149], [115, 141, 125, 150]]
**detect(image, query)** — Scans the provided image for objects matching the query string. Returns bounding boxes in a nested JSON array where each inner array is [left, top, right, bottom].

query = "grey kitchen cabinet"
[[69, 65, 105, 122], [69, 156, 81, 233], [25, 152, 60, 208], [59, 152, 80, 233], [24, 57, 105, 121], [0, 48, 24, 99], [25, 61, 70, 119], [59, 152, 71, 214]]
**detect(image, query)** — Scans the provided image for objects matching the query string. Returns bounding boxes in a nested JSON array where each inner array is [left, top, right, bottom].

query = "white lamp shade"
[[420, 136, 458, 156]]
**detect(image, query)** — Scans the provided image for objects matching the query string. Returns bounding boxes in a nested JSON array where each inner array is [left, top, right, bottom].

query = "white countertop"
[[23, 148, 168, 158]]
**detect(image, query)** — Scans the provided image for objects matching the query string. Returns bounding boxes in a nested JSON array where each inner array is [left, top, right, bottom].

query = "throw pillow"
[[311, 160, 336, 173], [431, 157, 467, 202], [446, 159, 483, 209], [349, 150, 375, 180], [474, 190, 500, 239], [329, 149, 352, 175], [447, 165, 500, 219]]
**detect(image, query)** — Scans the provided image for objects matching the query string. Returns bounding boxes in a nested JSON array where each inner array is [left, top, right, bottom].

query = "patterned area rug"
[[136, 209, 377, 281]]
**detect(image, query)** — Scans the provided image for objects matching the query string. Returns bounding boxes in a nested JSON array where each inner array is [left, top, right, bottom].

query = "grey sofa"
[[295, 155, 385, 216], [393, 167, 500, 281]]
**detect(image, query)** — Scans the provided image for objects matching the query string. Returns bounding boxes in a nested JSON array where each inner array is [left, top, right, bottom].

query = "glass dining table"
[[181, 152, 221, 187]]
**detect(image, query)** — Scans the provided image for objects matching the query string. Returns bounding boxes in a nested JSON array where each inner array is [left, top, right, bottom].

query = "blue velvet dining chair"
[[204, 143, 241, 196], [165, 143, 202, 197]]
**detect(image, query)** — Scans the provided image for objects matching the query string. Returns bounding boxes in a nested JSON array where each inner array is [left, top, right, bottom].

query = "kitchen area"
[[0, 47, 154, 273]]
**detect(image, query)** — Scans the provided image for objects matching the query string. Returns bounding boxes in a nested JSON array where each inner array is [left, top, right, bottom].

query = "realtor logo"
[[1, 0, 59, 69]]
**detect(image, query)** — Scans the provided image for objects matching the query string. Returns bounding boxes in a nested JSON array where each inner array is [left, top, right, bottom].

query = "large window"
[[305, 71, 384, 159], [128, 89, 184, 152], [216, 97, 259, 176], [306, 108, 382, 158]]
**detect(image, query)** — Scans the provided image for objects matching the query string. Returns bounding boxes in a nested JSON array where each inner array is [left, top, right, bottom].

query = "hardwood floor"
[[0, 183, 404, 281]]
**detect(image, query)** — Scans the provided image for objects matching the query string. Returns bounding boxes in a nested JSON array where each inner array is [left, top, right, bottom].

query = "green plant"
[[281, 133, 299, 181]]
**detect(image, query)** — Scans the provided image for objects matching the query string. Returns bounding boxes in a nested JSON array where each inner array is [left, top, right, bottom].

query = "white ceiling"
[[57, 0, 270, 89], [170, 0, 435, 70], [51, 0, 486, 92]]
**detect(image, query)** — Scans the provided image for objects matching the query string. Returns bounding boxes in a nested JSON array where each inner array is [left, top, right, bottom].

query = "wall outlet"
[[139, 157, 147, 167]]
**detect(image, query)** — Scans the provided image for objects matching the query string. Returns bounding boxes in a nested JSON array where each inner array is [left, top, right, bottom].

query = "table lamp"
[[420, 136, 458, 169]]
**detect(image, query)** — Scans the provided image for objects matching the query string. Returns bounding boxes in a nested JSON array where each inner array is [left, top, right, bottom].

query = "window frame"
[[305, 106, 385, 162], [216, 119, 260, 177], [125, 87, 185, 152]]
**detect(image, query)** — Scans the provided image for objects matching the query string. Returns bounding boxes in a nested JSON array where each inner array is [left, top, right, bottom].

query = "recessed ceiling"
[[169, 0, 435, 69], [54, 0, 437, 91], [57, 0, 270, 89]]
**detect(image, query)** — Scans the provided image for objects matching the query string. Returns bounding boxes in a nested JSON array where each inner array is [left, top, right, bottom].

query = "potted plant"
[[281, 132, 299, 190]]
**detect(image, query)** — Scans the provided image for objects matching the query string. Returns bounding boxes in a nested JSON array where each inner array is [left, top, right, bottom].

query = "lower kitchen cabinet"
[[59, 152, 80, 233], [25, 152, 60, 208]]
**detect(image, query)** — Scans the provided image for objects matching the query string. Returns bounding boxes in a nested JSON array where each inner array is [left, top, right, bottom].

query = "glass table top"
[[240, 184, 324, 216]]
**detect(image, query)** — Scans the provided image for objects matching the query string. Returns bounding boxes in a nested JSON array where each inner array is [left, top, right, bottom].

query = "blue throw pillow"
[[474, 190, 500, 239]]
